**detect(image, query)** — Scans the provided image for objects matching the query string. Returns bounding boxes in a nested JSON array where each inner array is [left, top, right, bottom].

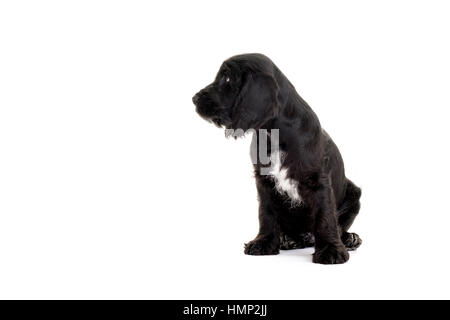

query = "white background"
[[1, 0, 449, 299]]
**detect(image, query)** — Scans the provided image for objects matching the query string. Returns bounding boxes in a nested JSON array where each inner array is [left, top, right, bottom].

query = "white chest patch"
[[267, 151, 302, 205]]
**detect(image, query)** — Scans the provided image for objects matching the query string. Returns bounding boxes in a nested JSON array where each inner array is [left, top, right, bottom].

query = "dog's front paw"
[[244, 237, 279, 255], [313, 244, 349, 264]]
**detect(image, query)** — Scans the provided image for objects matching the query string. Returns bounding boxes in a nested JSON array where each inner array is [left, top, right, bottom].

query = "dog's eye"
[[225, 77, 230, 83]]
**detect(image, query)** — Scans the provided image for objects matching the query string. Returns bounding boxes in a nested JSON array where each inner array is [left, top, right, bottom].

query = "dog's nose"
[[192, 94, 200, 105]]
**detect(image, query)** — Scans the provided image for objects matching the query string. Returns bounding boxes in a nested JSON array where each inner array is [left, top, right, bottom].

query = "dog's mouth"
[[198, 110, 232, 129], [211, 116, 227, 128], [196, 103, 246, 138], [194, 98, 233, 129], [196, 112, 223, 127]]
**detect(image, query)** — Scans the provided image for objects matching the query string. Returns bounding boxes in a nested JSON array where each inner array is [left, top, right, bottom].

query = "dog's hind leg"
[[337, 179, 362, 250], [280, 232, 315, 250], [341, 232, 362, 251], [338, 180, 361, 231]]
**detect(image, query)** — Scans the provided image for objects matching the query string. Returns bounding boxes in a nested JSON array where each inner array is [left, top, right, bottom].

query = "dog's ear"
[[231, 73, 280, 131]]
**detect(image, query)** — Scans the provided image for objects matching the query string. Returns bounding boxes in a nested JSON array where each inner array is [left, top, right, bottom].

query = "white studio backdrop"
[[0, 0, 449, 299]]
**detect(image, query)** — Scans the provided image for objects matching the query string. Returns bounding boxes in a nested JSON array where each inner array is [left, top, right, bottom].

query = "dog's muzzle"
[[192, 93, 200, 105]]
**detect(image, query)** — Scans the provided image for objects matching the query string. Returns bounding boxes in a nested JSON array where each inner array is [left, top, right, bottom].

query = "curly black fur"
[[193, 53, 362, 264]]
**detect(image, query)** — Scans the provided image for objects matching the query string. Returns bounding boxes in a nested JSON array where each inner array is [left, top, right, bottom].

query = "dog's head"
[[192, 54, 280, 135]]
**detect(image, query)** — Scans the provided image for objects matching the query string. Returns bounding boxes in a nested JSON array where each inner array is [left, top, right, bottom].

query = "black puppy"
[[192, 54, 361, 264]]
